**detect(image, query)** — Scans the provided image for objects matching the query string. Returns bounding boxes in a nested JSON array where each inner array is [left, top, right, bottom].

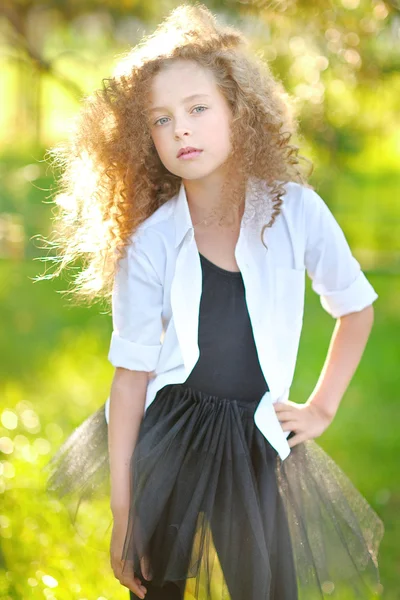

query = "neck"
[[183, 171, 246, 229]]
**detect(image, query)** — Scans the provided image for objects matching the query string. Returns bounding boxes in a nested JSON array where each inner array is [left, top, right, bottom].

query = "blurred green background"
[[0, 0, 399, 598]]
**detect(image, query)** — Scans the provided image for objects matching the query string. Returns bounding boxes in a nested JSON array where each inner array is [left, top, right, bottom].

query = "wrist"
[[306, 394, 338, 422]]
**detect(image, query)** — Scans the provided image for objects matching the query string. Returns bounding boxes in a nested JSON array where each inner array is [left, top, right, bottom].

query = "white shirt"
[[105, 179, 378, 460]]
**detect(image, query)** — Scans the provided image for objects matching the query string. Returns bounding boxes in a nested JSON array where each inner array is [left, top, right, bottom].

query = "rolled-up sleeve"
[[108, 231, 163, 371], [303, 188, 378, 318]]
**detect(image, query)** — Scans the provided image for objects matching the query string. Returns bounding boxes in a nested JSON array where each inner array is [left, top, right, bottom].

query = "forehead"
[[149, 60, 219, 106]]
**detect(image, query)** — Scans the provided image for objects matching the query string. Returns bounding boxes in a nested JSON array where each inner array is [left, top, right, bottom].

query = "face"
[[148, 60, 233, 182]]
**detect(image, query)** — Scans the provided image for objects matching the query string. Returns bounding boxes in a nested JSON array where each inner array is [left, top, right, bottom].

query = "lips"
[[177, 146, 202, 158]]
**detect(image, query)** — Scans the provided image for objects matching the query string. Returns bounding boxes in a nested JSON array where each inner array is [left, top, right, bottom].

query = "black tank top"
[[184, 252, 269, 401]]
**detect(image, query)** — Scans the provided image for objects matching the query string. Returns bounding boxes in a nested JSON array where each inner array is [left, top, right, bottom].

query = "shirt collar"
[[173, 178, 273, 248], [174, 183, 193, 248]]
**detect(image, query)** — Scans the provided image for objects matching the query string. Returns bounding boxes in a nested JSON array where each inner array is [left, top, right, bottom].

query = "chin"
[[181, 163, 227, 181], [170, 167, 213, 181]]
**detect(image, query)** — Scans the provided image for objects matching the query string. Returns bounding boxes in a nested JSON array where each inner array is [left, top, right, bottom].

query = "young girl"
[[45, 4, 384, 599]]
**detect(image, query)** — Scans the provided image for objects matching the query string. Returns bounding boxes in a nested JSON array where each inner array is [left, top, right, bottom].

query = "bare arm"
[[278, 188, 379, 446], [275, 304, 375, 447], [108, 367, 151, 597], [306, 304, 375, 419], [108, 367, 149, 518]]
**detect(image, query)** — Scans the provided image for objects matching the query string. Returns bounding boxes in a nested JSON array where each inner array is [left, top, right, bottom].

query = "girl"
[[44, 4, 384, 599]]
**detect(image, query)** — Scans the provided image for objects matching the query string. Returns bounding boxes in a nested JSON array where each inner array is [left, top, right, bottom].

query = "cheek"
[[209, 110, 231, 141], [209, 119, 231, 153]]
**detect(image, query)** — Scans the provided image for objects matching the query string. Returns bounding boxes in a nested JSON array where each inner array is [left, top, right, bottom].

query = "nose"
[[174, 124, 191, 141]]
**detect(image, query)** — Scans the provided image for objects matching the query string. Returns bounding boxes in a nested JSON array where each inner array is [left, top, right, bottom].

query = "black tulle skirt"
[[45, 383, 384, 600]]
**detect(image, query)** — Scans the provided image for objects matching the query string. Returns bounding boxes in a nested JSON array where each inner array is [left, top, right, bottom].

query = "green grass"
[[0, 259, 399, 599], [1, 147, 399, 599]]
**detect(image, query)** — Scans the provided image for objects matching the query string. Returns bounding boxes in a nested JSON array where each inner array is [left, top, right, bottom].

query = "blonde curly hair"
[[39, 2, 312, 305]]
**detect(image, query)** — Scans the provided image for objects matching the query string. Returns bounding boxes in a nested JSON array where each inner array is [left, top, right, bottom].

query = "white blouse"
[[105, 179, 378, 460]]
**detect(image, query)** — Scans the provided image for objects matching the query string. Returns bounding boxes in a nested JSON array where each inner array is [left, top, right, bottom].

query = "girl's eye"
[[154, 117, 170, 126], [153, 106, 207, 126], [192, 105, 207, 114]]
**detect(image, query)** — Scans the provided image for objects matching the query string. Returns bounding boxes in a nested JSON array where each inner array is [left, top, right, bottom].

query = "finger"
[[120, 575, 147, 598], [281, 422, 298, 432], [274, 400, 298, 410], [275, 411, 298, 425], [288, 433, 308, 448], [273, 403, 293, 412], [274, 410, 296, 420], [117, 560, 148, 597], [276, 413, 298, 424], [274, 405, 299, 416]]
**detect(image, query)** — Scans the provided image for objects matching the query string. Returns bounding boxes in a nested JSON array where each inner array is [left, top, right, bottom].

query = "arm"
[[109, 367, 151, 598], [275, 188, 378, 447], [108, 231, 163, 507], [108, 367, 149, 518], [306, 304, 374, 420], [108, 235, 162, 511], [276, 304, 375, 447], [107, 231, 163, 596]]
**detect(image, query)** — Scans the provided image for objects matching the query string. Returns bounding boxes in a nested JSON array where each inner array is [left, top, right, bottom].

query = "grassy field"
[[1, 5, 399, 593], [0, 257, 399, 599], [0, 147, 399, 599]]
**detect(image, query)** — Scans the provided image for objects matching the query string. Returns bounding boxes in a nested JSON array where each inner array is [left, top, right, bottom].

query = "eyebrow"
[[148, 94, 211, 114]]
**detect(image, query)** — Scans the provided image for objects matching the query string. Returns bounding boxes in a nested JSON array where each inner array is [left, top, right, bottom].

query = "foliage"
[[0, 258, 399, 598], [0, 1, 400, 597], [1, 0, 400, 161]]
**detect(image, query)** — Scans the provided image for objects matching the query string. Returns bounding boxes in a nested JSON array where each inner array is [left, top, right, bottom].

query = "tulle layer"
[[45, 403, 111, 524], [45, 383, 384, 599]]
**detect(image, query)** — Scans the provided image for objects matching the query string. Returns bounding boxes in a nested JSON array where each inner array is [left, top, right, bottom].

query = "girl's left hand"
[[274, 400, 334, 448]]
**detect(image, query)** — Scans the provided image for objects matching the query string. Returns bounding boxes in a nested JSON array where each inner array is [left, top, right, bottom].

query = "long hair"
[[39, 3, 312, 304]]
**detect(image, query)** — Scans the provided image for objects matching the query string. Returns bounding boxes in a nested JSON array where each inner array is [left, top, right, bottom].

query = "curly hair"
[[39, 2, 312, 305]]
